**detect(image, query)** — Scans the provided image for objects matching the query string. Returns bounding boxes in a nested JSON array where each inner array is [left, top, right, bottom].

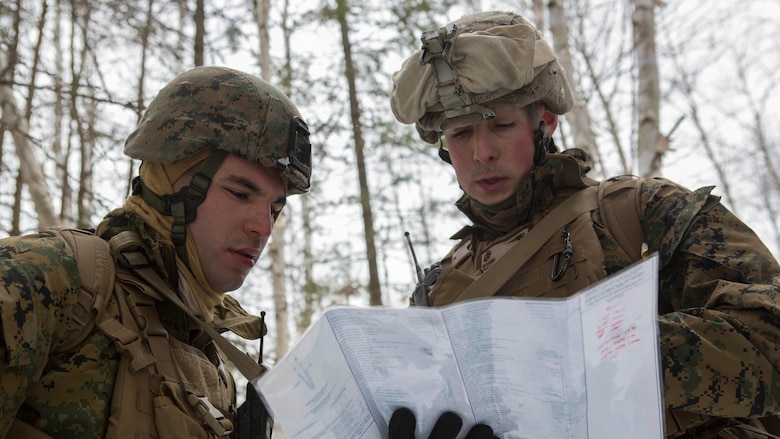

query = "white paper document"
[[256, 254, 663, 439]]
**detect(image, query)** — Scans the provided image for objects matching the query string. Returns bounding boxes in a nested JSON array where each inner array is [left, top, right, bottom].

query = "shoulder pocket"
[[0, 234, 80, 366]]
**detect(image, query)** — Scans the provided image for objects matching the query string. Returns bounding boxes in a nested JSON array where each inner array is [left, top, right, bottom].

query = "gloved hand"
[[411, 263, 441, 306], [389, 407, 496, 439]]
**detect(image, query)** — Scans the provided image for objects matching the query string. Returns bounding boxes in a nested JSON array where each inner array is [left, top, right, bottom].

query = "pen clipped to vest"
[[234, 311, 274, 439]]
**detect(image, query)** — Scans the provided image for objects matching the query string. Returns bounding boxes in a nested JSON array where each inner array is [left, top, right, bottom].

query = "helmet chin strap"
[[131, 149, 229, 266], [438, 139, 452, 164], [533, 121, 557, 166]]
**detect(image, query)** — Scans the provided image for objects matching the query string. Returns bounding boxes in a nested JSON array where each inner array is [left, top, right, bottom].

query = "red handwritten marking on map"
[[596, 303, 640, 360]]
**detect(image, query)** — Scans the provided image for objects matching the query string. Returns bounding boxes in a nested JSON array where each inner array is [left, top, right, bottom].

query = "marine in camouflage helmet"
[[391, 11, 574, 144], [124, 66, 312, 265], [1, 66, 303, 439]]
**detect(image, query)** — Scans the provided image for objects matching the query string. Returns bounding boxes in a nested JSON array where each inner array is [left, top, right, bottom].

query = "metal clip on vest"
[[551, 231, 573, 281]]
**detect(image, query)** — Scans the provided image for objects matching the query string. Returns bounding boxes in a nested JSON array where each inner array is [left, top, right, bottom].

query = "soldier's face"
[[187, 154, 286, 291], [443, 106, 558, 205]]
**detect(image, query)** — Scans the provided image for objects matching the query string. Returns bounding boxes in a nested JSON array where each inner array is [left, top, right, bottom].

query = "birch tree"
[[547, 0, 598, 164], [252, 0, 292, 359], [2, 0, 778, 333], [633, 0, 663, 177], [52, 0, 70, 224], [67, 0, 95, 227], [330, 0, 383, 306], [0, 2, 58, 230], [0, 77, 58, 228]]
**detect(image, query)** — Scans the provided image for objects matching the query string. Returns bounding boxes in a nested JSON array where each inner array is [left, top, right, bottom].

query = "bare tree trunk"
[[254, 0, 271, 76], [298, 192, 318, 332], [194, 0, 205, 66], [564, 4, 631, 176], [633, 0, 663, 177], [68, 0, 94, 227], [0, 51, 58, 228], [548, 0, 598, 164], [1, 2, 58, 230], [125, 0, 155, 194], [6, 0, 22, 235], [253, 0, 291, 358], [532, 0, 545, 32], [172, 0, 186, 74], [23, 1, 48, 134], [335, 0, 382, 306], [12, 174, 22, 235], [22, 0, 60, 224], [135, 0, 153, 118], [274, 0, 319, 336], [267, 213, 289, 358], [52, 0, 71, 224], [65, 0, 79, 223], [77, 87, 95, 228]]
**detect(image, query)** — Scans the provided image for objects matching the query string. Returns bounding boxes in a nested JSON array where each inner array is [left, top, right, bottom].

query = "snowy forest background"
[[2, 0, 779, 370]]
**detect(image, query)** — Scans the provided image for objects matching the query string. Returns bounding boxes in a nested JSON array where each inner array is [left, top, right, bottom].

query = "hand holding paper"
[[389, 408, 495, 439]]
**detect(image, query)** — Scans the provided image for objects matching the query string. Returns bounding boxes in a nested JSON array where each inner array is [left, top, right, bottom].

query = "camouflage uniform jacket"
[[425, 151, 780, 438], [0, 209, 237, 438]]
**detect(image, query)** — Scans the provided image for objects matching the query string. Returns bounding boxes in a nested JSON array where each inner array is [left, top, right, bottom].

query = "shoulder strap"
[[40, 228, 115, 353], [109, 231, 266, 381], [597, 177, 645, 261], [100, 232, 236, 438], [455, 186, 599, 303]]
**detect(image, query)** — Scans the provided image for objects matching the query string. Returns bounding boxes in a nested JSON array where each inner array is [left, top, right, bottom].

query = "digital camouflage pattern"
[[0, 206, 243, 438], [1, 67, 286, 438], [0, 234, 118, 438], [393, 10, 780, 435], [424, 151, 780, 438], [124, 66, 311, 194]]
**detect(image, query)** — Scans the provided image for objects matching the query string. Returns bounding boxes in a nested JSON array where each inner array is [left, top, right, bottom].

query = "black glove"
[[389, 407, 496, 439]]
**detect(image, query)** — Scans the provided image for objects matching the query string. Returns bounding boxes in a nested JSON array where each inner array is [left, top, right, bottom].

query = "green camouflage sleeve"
[[0, 234, 81, 435], [640, 178, 780, 418]]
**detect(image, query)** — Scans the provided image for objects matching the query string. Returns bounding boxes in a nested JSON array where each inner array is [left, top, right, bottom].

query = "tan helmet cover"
[[390, 11, 575, 143]]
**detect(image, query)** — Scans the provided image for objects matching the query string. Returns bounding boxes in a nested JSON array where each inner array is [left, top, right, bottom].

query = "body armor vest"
[[11, 229, 236, 439], [427, 170, 639, 307], [428, 197, 606, 306]]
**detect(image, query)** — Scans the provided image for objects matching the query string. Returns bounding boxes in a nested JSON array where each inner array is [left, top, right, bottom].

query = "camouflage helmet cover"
[[124, 66, 311, 194], [390, 11, 575, 143]]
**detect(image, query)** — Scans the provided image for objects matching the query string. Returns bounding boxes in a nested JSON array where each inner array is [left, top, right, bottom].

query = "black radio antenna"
[[258, 310, 265, 364], [405, 231, 424, 284]]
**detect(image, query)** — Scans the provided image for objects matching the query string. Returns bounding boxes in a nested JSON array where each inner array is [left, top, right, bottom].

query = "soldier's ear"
[[539, 105, 558, 136]]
